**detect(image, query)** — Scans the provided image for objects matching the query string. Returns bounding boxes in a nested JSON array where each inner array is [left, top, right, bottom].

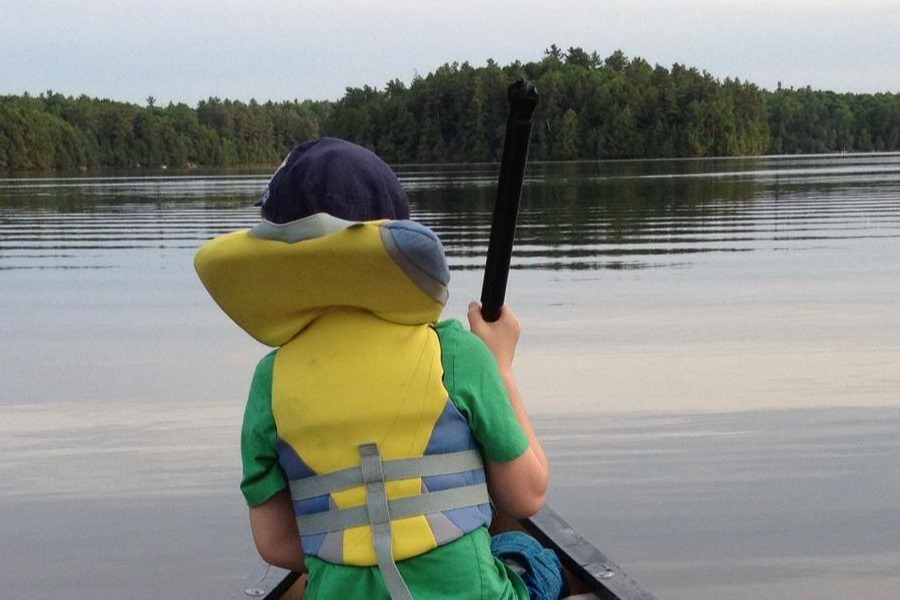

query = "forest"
[[1, 46, 899, 170]]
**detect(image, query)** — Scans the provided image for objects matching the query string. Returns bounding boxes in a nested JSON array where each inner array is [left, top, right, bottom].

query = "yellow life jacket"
[[195, 214, 492, 597]]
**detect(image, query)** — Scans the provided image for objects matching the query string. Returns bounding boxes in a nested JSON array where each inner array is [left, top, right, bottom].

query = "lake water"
[[1, 154, 899, 599]]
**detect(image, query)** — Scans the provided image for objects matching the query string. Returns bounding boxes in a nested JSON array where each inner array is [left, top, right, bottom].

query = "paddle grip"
[[480, 80, 539, 322]]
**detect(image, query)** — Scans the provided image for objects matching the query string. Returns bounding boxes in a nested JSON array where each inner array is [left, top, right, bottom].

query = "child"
[[195, 138, 561, 600]]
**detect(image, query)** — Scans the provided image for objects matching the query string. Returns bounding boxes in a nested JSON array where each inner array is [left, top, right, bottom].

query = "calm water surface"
[[1, 154, 899, 599]]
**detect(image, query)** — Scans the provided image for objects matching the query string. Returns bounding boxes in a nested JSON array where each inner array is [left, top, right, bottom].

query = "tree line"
[[2, 47, 899, 170], [0, 94, 328, 170]]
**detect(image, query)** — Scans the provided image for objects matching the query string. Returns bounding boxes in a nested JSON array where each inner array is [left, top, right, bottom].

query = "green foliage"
[[0, 92, 323, 170], [2, 48, 899, 170], [765, 86, 900, 153], [321, 49, 774, 162]]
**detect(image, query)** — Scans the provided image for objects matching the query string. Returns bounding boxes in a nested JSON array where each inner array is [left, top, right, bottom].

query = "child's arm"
[[467, 302, 550, 518], [248, 489, 306, 572]]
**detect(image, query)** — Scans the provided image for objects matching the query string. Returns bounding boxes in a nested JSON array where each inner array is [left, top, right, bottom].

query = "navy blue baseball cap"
[[256, 138, 410, 224]]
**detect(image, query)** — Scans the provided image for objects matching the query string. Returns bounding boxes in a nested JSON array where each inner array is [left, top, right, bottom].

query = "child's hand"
[[467, 302, 521, 372]]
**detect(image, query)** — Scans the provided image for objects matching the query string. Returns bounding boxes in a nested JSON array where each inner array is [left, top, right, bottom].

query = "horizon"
[[5, 51, 896, 109], [3, 0, 898, 106]]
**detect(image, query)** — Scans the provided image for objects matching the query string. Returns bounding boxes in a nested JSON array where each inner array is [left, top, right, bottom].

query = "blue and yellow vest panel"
[[195, 217, 491, 567]]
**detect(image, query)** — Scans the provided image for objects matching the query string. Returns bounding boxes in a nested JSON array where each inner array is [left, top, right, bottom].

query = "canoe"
[[233, 504, 656, 600]]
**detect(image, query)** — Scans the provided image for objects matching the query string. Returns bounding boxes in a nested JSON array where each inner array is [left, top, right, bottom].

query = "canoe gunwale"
[[522, 505, 657, 600]]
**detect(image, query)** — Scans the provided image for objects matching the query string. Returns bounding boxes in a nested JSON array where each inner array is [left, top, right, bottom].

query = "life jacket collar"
[[194, 213, 450, 347]]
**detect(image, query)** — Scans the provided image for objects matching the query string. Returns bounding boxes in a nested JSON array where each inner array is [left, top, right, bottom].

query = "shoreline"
[[4, 150, 900, 177]]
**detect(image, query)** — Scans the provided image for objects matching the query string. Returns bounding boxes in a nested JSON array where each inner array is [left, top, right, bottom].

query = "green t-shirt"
[[241, 319, 531, 600]]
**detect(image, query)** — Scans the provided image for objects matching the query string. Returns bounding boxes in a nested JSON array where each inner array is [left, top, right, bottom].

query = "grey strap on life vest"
[[292, 444, 491, 599], [289, 448, 485, 501], [295, 482, 491, 536], [360, 443, 414, 600]]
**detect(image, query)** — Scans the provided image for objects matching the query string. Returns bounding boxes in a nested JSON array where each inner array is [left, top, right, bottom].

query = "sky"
[[2, 0, 899, 106]]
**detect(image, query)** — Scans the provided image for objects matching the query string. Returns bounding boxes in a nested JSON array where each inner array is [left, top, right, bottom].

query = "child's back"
[[195, 138, 556, 600]]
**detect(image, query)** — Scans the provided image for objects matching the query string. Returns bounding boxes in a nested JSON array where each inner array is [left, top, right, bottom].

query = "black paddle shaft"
[[480, 80, 539, 322]]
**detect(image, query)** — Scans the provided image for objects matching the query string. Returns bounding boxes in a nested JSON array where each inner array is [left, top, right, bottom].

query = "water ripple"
[[1, 153, 898, 272]]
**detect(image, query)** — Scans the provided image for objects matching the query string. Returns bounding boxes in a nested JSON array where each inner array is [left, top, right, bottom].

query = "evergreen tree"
[[3, 48, 899, 171]]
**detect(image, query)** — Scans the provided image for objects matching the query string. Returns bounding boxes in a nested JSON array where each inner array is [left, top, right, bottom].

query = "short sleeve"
[[435, 320, 529, 463], [240, 350, 288, 507]]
